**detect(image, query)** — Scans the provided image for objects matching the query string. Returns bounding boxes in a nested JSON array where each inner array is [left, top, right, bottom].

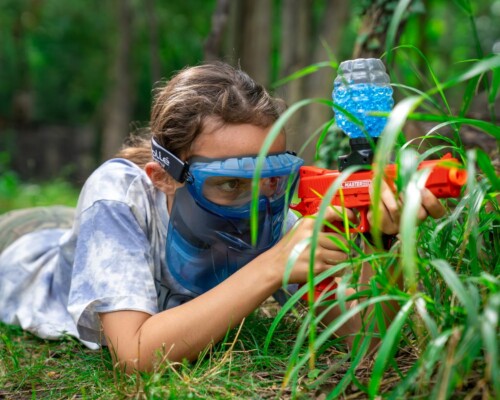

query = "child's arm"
[[100, 257, 282, 371], [100, 207, 353, 372]]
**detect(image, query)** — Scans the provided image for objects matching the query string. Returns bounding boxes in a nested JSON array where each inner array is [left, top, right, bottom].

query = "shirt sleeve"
[[67, 200, 159, 343]]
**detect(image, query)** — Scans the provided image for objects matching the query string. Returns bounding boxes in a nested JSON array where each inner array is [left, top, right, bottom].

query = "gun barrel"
[[449, 167, 468, 186], [417, 155, 468, 198]]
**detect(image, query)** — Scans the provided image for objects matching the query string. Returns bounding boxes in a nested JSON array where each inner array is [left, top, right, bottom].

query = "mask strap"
[[151, 138, 191, 183]]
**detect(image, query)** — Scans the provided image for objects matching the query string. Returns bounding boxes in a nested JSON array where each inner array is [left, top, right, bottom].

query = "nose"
[[260, 177, 279, 196]]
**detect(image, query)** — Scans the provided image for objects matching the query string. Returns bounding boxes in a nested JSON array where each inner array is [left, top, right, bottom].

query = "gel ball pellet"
[[333, 58, 394, 139]]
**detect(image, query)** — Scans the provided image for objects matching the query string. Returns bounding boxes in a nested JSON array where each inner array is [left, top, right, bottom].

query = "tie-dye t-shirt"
[[0, 159, 297, 349]]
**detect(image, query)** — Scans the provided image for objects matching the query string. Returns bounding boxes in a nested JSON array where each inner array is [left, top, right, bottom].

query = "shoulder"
[[78, 159, 154, 210], [85, 158, 148, 193]]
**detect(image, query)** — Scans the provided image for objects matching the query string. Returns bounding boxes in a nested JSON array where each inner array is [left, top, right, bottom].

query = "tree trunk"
[[278, 0, 312, 157], [223, 0, 243, 65], [204, 0, 231, 62], [352, 0, 412, 59], [11, 0, 42, 126], [101, 0, 134, 161], [303, 0, 350, 163], [239, 0, 272, 87], [146, 0, 161, 87], [352, 1, 388, 59]]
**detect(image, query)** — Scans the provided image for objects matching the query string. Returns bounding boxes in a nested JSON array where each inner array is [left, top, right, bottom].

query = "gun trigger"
[[290, 202, 307, 216], [356, 207, 370, 233]]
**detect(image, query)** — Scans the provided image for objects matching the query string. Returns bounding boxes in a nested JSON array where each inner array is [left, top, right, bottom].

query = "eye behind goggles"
[[151, 138, 304, 218], [188, 154, 303, 217]]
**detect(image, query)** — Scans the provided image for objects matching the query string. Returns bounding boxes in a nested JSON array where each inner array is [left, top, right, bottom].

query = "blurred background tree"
[[0, 0, 498, 185]]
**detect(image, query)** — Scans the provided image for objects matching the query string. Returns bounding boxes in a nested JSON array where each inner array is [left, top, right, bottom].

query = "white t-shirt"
[[0, 159, 297, 348]]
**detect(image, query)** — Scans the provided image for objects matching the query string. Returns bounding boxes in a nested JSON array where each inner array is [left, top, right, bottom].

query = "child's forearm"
[[100, 252, 282, 372]]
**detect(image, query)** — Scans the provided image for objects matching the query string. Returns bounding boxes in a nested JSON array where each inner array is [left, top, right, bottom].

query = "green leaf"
[[371, 95, 423, 244], [368, 299, 414, 397], [481, 293, 500, 397], [307, 368, 321, 379], [431, 259, 477, 323], [272, 61, 338, 88], [476, 149, 500, 191], [385, 0, 413, 65]]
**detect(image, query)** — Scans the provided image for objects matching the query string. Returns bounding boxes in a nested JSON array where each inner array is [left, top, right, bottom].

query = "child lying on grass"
[[0, 62, 445, 372]]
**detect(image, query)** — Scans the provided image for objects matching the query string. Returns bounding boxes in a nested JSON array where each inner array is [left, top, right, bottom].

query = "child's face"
[[187, 122, 286, 206], [164, 121, 286, 212], [162, 123, 301, 296]]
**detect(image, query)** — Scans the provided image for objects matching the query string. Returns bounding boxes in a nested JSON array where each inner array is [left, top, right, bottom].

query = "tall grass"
[[257, 23, 500, 400]]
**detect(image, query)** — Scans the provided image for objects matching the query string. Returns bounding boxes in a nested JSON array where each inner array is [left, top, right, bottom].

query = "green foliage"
[[0, 151, 79, 213], [0, 0, 216, 124], [0, 152, 20, 202], [264, 2, 499, 396]]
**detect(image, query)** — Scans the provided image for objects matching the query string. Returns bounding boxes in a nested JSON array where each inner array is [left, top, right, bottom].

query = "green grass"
[[1, 2, 499, 396], [0, 177, 80, 214], [0, 323, 114, 399], [1, 303, 456, 399], [1, 308, 359, 399]]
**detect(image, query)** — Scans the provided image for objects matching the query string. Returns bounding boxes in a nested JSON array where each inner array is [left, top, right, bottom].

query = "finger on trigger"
[[381, 210, 399, 235], [421, 188, 446, 219], [417, 206, 428, 222]]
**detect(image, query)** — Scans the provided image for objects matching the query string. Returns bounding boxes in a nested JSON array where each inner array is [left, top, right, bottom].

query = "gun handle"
[[299, 206, 369, 302], [300, 278, 337, 302]]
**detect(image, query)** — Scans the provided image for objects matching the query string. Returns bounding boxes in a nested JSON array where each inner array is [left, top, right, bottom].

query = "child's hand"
[[368, 180, 446, 235], [269, 207, 356, 284]]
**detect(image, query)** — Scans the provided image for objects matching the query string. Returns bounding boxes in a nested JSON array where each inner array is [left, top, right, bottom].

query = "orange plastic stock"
[[291, 153, 467, 301]]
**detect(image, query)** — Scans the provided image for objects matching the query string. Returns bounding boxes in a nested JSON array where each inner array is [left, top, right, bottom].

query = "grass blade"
[[272, 61, 338, 89], [481, 293, 500, 397], [476, 149, 500, 191], [385, 0, 412, 66], [371, 95, 423, 244], [251, 97, 332, 245], [430, 260, 477, 323], [368, 299, 414, 398], [389, 44, 454, 116]]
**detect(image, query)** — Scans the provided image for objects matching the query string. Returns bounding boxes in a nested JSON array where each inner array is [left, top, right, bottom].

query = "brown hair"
[[115, 62, 286, 168]]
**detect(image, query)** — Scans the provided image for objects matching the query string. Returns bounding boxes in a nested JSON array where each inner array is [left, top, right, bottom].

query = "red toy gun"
[[291, 153, 467, 301], [291, 153, 467, 232]]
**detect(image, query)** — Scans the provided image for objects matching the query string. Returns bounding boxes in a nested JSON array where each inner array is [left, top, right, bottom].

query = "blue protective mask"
[[151, 138, 304, 296]]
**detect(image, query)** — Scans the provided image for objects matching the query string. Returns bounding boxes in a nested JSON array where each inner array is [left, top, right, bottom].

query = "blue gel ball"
[[333, 59, 394, 139]]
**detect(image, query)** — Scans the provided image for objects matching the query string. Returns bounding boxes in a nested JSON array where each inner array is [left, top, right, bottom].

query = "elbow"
[[108, 341, 199, 374], [107, 344, 149, 374]]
